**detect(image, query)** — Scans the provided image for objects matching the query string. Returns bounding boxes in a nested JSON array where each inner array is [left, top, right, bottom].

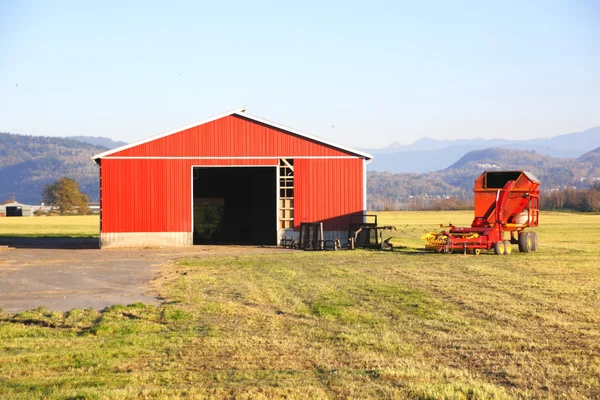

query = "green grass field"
[[0, 215, 99, 237], [1, 212, 599, 399]]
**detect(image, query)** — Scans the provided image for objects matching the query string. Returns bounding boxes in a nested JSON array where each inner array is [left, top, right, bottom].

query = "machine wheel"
[[443, 245, 453, 254], [503, 240, 512, 255], [518, 232, 532, 253], [530, 232, 539, 251], [494, 241, 505, 255]]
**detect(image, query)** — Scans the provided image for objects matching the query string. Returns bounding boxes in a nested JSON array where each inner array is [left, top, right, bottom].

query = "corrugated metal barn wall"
[[99, 114, 367, 239], [110, 115, 351, 158], [100, 158, 277, 233], [295, 158, 364, 231], [100, 157, 364, 234]]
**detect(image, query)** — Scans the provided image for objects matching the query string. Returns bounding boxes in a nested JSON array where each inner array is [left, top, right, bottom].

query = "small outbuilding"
[[0, 201, 33, 217], [93, 107, 373, 248]]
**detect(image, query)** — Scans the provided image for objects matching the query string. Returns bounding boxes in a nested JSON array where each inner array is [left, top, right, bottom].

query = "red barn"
[[93, 107, 373, 248]]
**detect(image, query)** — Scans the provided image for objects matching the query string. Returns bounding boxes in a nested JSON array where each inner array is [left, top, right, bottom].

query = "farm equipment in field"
[[348, 214, 396, 250], [422, 171, 540, 255], [280, 215, 396, 251]]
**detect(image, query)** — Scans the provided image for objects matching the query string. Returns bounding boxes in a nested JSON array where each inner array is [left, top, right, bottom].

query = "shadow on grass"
[[0, 236, 99, 249]]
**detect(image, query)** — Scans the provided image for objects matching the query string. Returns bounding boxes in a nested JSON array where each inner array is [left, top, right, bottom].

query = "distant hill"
[[575, 147, 600, 183], [69, 136, 127, 149], [442, 148, 581, 191], [362, 126, 600, 173], [578, 147, 600, 164], [0, 133, 105, 204], [367, 146, 600, 210], [446, 147, 600, 183], [2, 129, 598, 209], [446, 148, 554, 170]]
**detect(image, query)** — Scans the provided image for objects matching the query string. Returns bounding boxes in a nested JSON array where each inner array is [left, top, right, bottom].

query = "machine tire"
[[494, 241, 505, 255], [530, 232, 539, 251], [503, 240, 512, 255], [518, 232, 532, 253]]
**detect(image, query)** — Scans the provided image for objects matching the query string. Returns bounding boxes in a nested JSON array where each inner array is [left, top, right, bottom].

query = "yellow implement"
[[421, 232, 479, 251], [421, 232, 447, 251]]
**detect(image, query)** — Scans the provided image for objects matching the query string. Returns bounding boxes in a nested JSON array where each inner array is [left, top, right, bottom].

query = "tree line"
[[369, 184, 600, 212], [540, 184, 600, 212]]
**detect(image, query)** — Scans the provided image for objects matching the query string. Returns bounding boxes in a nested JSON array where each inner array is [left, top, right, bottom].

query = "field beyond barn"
[[0, 215, 99, 238], [0, 212, 599, 399]]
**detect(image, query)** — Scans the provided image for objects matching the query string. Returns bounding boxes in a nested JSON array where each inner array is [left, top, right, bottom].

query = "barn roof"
[[93, 107, 373, 161]]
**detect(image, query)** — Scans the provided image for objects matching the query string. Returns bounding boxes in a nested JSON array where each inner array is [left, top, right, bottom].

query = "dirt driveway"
[[0, 238, 288, 314]]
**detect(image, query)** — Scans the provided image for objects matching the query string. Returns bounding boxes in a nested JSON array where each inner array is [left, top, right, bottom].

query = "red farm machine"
[[423, 171, 540, 255]]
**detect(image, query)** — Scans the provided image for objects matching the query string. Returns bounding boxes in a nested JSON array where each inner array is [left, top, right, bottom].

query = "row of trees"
[[370, 184, 600, 212], [540, 184, 600, 212], [371, 196, 472, 211]]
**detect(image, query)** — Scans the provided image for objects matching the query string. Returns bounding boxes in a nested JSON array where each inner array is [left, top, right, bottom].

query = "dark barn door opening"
[[193, 167, 276, 245], [6, 206, 23, 217]]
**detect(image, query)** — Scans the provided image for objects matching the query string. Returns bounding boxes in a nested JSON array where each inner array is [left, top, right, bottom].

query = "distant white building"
[[478, 163, 501, 169], [0, 201, 33, 217], [88, 202, 100, 213]]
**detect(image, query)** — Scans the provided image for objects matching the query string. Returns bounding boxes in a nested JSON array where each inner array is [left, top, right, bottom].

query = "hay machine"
[[423, 171, 540, 255]]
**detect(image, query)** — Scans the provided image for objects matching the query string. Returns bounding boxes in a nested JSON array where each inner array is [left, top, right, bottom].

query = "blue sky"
[[0, 1, 598, 148]]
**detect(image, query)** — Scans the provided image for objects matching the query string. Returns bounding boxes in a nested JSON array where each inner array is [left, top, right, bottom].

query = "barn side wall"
[[99, 157, 365, 248], [294, 158, 364, 232], [99, 158, 276, 238]]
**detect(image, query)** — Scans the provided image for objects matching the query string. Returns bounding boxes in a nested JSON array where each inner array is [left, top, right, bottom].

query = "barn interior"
[[192, 167, 276, 245]]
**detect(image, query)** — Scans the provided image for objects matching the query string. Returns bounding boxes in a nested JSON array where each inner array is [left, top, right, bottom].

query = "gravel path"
[[0, 238, 289, 314]]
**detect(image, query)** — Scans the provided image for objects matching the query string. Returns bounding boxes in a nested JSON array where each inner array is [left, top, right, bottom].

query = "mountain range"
[[69, 136, 127, 149], [0, 133, 108, 204], [367, 146, 600, 210], [361, 126, 600, 173], [1, 127, 598, 206]]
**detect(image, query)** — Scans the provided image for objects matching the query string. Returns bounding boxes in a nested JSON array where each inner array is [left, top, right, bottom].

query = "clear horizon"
[[1, 1, 598, 148]]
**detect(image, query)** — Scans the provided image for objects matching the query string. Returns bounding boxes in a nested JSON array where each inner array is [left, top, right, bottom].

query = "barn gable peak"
[[93, 107, 373, 162]]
